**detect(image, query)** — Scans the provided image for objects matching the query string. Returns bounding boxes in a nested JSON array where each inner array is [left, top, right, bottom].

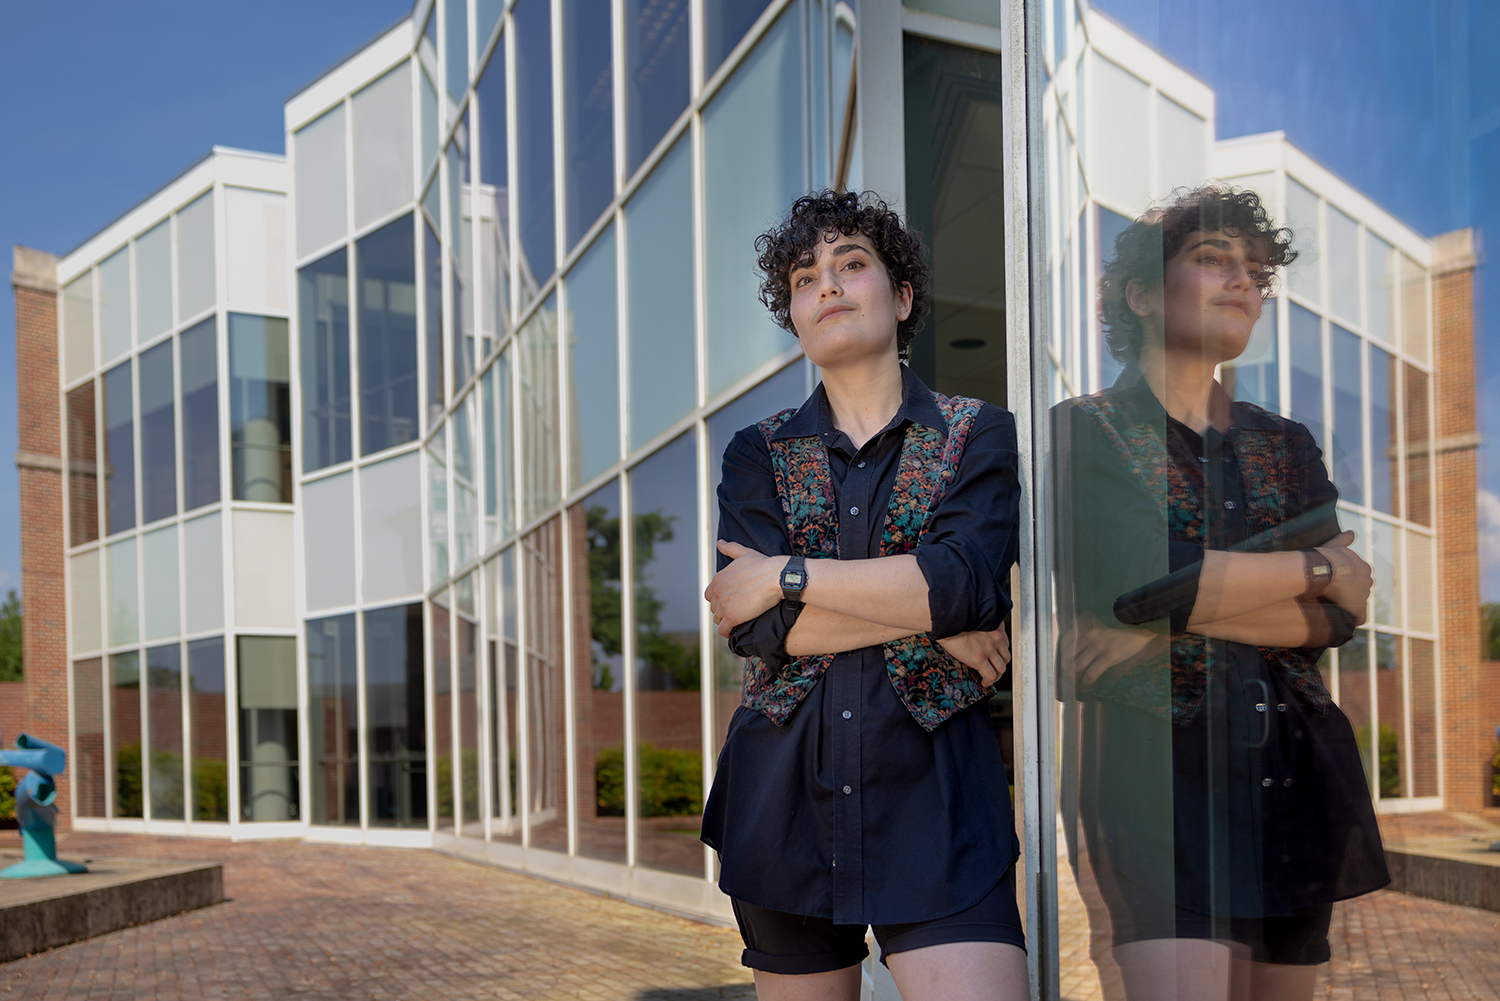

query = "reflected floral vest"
[[1072, 392, 1334, 725], [740, 394, 990, 732]]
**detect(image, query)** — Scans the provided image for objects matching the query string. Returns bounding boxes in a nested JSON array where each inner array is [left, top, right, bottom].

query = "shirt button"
[[1225, 500, 1237, 510], [842, 710, 852, 719], [1262, 777, 1274, 788], [849, 506, 859, 516], [857, 461, 867, 468], [1284, 778, 1294, 787], [1198, 456, 1208, 463], [842, 785, 852, 795]]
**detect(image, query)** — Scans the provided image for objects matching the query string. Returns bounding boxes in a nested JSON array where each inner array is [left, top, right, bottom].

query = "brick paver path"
[[3, 832, 1498, 999], [0, 834, 753, 1000]]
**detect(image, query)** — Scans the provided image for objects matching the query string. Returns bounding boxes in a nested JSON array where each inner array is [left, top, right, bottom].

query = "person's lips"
[[1214, 297, 1249, 314], [817, 302, 856, 324]]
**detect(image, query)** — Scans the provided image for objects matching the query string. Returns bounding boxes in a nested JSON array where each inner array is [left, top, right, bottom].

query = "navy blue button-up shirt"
[[700, 366, 1022, 925]]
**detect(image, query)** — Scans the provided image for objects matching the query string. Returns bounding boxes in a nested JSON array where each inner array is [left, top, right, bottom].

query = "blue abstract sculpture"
[[1, 730, 87, 878]]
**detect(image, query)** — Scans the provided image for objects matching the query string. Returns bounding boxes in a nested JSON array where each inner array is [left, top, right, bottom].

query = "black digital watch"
[[780, 555, 808, 607]]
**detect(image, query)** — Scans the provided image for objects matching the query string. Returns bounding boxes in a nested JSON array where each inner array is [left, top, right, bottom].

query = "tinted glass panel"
[[630, 430, 702, 876], [445, 0, 469, 99], [139, 339, 176, 524], [624, 0, 690, 175], [455, 575, 480, 835], [516, 0, 556, 298], [135, 220, 172, 342], [309, 614, 359, 825], [67, 383, 99, 545], [703, 0, 773, 78], [295, 107, 348, 258], [299, 248, 352, 471], [563, 0, 614, 250], [367, 603, 427, 827], [425, 217, 446, 423], [103, 360, 135, 534], [520, 294, 560, 522], [63, 272, 95, 381], [352, 63, 414, 231], [357, 213, 420, 455], [523, 517, 568, 851], [180, 318, 220, 510], [482, 350, 516, 542], [477, 42, 512, 338], [146, 642, 184, 820], [1289, 301, 1325, 449], [566, 225, 620, 487], [570, 480, 624, 862], [488, 549, 520, 838], [1331, 324, 1365, 505], [188, 636, 228, 821], [228, 314, 292, 503], [99, 248, 130, 362], [112, 651, 142, 818], [1369, 344, 1398, 515], [434, 596, 454, 829], [237, 635, 299, 821], [73, 658, 106, 818]]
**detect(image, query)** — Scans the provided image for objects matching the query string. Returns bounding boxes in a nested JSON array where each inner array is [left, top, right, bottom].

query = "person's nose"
[[818, 264, 843, 298], [1225, 258, 1254, 290]]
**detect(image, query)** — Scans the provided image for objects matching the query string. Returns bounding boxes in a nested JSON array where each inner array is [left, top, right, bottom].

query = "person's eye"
[[843, 258, 864, 271], [793, 274, 813, 287], [1200, 253, 1221, 266]]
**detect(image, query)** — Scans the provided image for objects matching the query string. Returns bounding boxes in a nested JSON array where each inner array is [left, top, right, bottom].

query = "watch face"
[[784, 571, 804, 588], [1311, 564, 1331, 579]]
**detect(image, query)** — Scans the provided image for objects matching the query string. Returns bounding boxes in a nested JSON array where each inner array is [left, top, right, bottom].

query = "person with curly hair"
[[700, 190, 1028, 1000], [1053, 186, 1388, 1000]]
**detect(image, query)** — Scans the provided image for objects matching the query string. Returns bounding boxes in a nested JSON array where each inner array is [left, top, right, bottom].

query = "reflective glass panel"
[[425, 217, 446, 422], [188, 636, 228, 821], [67, 383, 99, 546], [1409, 638, 1438, 797], [146, 642, 184, 820], [1365, 231, 1394, 345], [703, 0, 773, 78], [449, 122, 475, 389], [563, 0, 614, 250], [488, 549, 520, 838], [1289, 302, 1325, 449], [1403, 364, 1432, 526], [477, 0, 502, 50], [570, 480, 624, 862], [69, 550, 102, 655], [624, 0, 690, 175], [445, 0, 469, 100], [358, 214, 421, 456], [63, 272, 95, 382], [515, 0, 557, 298], [180, 318, 220, 510], [237, 635, 299, 821], [99, 247, 130, 363], [295, 107, 348, 259], [103, 360, 135, 535], [1285, 176, 1321, 304], [353, 63, 415, 231], [135, 220, 172, 342], [453, 394, 480, 568], [111, 651, 143, 818], [1223, 299, 1279, 411], [1326, 205, 1361, 326], [139, 339, 176, 524], [566, 225, 620, 487], [477, 42, 512, 340], [1331, 324, 1365, 505], [142, 524, 179, 640], [107, 537, 138, 647], [520, 294, 560, 523], [73, 658, 106, 818], [630, 430, 702, 876], [228, 314, 292, 503], [361, 451, 424, 601], [177, 192, 217, 321], [702, 7, 805, 396], [625, 136, 695, 449], [299, 248, 352, 472], [1374, 632, 1405, 798], [422, 68, 440, 180], [523, 516, 568, 851], [429, 424, 450, 583], [183, 512, 224, 634], [433, 592, 454, 831], [482, 351, 516, 544], [303, 472, 356, 611], [1399, 254, 1429, 363], [309, 614, 358, 826], [1369, 344, 1398, 516], [455, 574, 480, 835], [367, 603, 427, 827]]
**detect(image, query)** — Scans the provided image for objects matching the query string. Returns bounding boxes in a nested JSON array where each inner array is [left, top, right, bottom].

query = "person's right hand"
[[1061, 612, 1168, 689], [938, 627, 1011, 686], [1314, 530, 1373, 625]]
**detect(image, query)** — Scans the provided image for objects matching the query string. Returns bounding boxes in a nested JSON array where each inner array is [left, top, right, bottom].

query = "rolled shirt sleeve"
[[717, 429, 802, 668], [914, 406, 1022, 639]]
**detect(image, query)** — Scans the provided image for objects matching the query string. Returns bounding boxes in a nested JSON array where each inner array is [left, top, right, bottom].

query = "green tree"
[[1482, 603, 1500, 661], [0, 590, 22, 682]]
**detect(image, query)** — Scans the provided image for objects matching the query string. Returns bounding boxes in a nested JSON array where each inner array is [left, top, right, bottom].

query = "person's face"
[[1128, 229, 1267, 365], [787, 232, 912, 369]]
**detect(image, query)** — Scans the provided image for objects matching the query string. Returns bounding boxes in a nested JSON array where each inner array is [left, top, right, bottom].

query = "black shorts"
[[1112, 905, 1334, 967], [731, 865, 1026, 976]]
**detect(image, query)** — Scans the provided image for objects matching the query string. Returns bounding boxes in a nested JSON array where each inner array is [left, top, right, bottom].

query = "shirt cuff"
[[728, 601, 804, 671]]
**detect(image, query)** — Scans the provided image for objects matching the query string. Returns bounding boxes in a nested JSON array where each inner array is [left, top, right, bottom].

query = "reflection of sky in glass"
[[625, 0, 690, 175], [515, 0, 556, 292], [1330, 325, 1364, 505], [563, 0, 614, 249], [566, 225, 620, 486], [1368, 345, 1396, 516], [706, 361, 807, 540]]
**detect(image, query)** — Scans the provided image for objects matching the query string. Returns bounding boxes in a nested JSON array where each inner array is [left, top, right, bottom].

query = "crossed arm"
[[704, 541, 1012, 685]]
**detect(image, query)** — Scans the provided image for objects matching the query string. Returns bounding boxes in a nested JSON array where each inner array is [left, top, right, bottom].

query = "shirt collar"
[[770, 364, 949, 442], [1106, 364, 1284, 435]]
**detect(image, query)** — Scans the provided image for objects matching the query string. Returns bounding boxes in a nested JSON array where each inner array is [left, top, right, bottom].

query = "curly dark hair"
[[755, 190, 932, 359], [1098, 185, 1297, 363]]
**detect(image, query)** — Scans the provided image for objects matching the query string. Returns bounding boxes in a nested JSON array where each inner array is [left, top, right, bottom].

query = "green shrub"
[[1354, 723, 1400, 798], [595, 744, 702, 818], [0, 766, 14, 820], [194, 758, 229, 821], [115, 742, 143, 817]]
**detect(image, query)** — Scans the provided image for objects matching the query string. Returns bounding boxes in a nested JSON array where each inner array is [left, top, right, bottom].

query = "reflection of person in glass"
[[701, 191, 1028, 1000], [1056, 186, 1388, 1000]]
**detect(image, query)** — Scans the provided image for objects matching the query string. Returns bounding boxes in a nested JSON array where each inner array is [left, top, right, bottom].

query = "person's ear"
[[894, 281, 914, 322], [1125, 278, 1158, 319]]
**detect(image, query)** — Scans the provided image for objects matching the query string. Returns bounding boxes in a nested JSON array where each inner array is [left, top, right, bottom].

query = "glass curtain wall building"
[[49, 0, 1478, 993]]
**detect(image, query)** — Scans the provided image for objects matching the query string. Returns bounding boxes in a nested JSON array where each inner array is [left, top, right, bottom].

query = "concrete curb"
[[1385, 848, 1500, 913]]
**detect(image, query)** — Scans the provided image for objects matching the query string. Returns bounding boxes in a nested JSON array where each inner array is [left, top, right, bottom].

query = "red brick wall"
[[1430, 240, 1495, 810], [12, 256, 70, 830]]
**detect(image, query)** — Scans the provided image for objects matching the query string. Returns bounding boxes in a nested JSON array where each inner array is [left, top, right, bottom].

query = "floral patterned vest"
[[740, 394, 991, 732], [1070, 391, 1334, 724]]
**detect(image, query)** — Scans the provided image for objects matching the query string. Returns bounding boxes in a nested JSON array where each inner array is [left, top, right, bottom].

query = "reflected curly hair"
[[1098, 185, 1296, 363], [755, 190, 932, 359]]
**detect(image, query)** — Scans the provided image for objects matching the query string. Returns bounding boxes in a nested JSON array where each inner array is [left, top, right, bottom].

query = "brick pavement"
[[3, 833, 1499, 999], [0, 834, 753, 1000]]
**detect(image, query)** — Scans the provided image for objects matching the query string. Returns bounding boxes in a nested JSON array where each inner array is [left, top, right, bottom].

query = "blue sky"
[[1096, 0, 1500, 598], [0, 1, 411, 599]]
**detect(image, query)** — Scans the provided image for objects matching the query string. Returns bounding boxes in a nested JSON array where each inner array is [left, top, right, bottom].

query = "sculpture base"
[[1, 857, 89, 879]]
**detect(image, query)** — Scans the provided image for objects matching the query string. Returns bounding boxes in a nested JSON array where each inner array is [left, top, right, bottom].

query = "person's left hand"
[[937, 627, 1011, 685], [704, 541, 789, 637]]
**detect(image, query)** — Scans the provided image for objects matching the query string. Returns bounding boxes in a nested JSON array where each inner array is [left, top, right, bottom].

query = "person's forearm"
[[1185, 550, 1307, 627], [1188, 599, 1313, 647], [800, 554, 933, 632], [784, 604, 920, 656]]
